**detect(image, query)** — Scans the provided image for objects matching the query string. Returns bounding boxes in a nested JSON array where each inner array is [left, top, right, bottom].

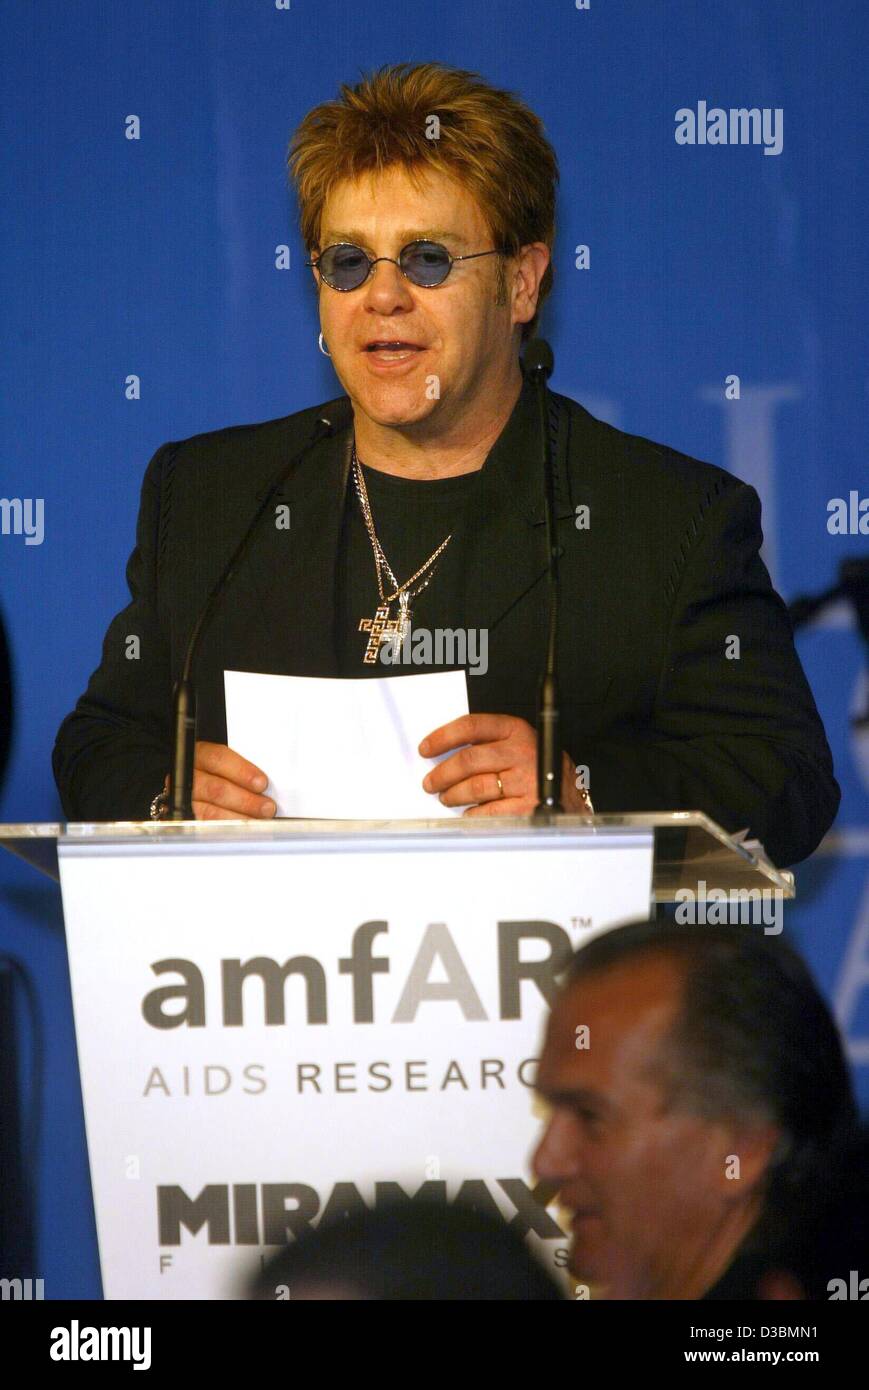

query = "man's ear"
[[510, 242, 551, 327], [713, 1120, 785, 1200]]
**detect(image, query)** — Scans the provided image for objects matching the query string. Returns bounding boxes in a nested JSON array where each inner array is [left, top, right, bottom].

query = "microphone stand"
[[525, 341, 563, 822], [168, 413, 341, 819]]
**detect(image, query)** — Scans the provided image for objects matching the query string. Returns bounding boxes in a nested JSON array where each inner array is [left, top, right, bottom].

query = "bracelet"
[[150, 788, 170, 821]]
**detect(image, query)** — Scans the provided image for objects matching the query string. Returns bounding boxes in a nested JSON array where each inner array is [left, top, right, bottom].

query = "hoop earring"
[[318, 332, 331, 357]]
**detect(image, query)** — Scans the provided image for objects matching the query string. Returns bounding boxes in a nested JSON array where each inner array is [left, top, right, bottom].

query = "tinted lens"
[[319, 244, 370, 290], [400, 241, 452, 287]]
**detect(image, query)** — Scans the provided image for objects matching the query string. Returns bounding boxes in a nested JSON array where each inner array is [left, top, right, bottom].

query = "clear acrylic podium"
[[0, 811, 793, 896]]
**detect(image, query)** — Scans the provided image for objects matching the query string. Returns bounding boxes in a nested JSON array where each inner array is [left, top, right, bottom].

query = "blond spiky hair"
[[288, 62, 559, 341]]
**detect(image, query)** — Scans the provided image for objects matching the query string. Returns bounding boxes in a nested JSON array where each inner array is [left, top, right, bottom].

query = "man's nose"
[[361, 258, 415, 312], [532, 1110, 582, 1184]]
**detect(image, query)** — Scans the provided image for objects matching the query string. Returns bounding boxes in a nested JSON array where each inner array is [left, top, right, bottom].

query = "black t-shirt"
[[334, 459, 481, 677]]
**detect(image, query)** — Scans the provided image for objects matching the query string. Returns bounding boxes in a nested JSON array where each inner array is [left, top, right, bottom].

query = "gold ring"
[[495, 775, 505, 799]]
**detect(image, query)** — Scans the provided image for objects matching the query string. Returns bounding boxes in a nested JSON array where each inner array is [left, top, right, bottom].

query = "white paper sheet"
[[224, 669, 470, 819]]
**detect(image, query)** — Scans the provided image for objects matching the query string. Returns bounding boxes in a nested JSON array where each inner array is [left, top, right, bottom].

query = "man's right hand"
[[186, 741, 276, 820]]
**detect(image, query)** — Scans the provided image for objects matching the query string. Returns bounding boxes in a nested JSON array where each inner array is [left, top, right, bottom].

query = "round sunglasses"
[[306, 239, 505, 292]]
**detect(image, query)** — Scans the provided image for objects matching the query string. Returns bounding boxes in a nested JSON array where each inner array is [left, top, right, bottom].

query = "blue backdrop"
[[1, 0, 866, 1298]]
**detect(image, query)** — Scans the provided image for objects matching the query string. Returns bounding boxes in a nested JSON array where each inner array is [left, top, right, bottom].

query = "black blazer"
[[53, 375, 839, 865]]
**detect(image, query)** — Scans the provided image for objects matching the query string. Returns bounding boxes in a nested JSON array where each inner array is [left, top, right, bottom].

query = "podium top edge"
[[2, 811, 719, 840], [0, 813, 795, 897]]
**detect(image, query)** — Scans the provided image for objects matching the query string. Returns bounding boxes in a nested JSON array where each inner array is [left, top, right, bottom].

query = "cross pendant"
[[358, 597, 410, 665]]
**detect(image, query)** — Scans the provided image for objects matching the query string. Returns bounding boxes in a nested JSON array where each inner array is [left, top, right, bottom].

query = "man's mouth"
[[363, 340, 426, 359]]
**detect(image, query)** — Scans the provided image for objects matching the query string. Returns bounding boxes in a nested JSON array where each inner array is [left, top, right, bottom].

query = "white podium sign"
[[57, 823, 653, 1299]]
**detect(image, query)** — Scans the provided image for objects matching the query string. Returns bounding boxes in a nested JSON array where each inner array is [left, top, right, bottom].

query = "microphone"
[[524, 339, 563, 820], [168, 408, 348, 820]]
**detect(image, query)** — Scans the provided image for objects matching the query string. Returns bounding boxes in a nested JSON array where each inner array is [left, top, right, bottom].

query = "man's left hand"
[[419, 713, 578, 816]]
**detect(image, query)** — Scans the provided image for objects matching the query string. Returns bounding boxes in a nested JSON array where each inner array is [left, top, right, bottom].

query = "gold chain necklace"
[[352, 442, 452, 664]]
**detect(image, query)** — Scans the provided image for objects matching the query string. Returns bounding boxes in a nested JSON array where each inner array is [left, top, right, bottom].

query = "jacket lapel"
[[461, 374, 577, 640], [244, 407, 354, 676]]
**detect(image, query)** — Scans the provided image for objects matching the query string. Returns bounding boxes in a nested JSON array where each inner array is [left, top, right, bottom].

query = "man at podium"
[[53, 62, 838, 867]]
